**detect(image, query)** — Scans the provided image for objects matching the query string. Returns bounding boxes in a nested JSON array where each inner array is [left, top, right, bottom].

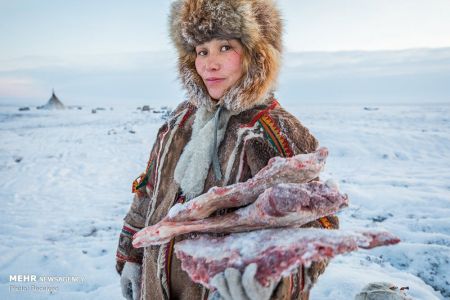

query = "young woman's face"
[[195, 38, 244, 100]]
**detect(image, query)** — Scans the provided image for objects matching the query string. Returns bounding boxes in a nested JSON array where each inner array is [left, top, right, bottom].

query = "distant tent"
[[38, 90, 65, 110]]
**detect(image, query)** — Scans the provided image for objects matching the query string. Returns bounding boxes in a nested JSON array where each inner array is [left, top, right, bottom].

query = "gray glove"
[[209, 263, 277, 300], [120, 262, 142, 300], [355, 282, 412, 300]]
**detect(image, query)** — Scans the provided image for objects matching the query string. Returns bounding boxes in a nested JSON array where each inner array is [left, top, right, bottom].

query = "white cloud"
[[0, 77, 47, 99]]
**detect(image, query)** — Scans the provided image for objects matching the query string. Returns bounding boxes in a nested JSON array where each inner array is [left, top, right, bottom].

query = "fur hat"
[[169, 0, 283, 113]]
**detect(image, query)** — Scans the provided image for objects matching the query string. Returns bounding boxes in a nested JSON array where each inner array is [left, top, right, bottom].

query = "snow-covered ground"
[[0, 103, 449, 299]]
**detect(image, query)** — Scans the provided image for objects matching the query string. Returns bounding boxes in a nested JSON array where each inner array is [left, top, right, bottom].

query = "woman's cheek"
[[227, 52, 244, 79], [194, 59, 203, 77]]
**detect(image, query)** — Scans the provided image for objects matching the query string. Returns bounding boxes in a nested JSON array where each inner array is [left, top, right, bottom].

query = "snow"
[[1, 103, 449, 299], [0, 107, 162, 299]]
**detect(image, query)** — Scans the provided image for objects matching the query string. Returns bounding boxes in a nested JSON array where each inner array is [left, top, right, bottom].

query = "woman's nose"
[[205, 55, 220, 71]]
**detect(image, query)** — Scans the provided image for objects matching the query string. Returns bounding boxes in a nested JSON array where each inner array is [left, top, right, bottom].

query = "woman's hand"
[[120, 262, 142, 300], [209, 263, 277, 300]]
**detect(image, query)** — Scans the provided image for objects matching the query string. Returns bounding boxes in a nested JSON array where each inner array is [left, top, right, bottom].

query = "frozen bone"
[[132, 181, 348, 247]]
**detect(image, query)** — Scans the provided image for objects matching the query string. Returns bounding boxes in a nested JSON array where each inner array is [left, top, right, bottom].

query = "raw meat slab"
[[167, 147, 329, 222], [174, 228, 400, 288]]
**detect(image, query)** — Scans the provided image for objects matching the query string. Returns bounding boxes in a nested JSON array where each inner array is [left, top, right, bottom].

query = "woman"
[[116, 0, 338, 299]]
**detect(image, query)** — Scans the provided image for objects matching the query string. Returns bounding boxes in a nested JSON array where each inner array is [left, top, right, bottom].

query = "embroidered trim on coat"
[[115, 251, 141, 264], [258, 113, 294, 158], [116, 223, 141, 264], [245, 99, 279, 127], [121, 225, 138, 237], [318, 216, 334, 229]]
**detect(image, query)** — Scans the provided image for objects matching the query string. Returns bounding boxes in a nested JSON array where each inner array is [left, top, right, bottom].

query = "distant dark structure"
[[37, 90, 65, 110]]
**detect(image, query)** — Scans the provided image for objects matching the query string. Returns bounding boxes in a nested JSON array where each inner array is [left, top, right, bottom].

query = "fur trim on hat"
[[169, 0, 283, 114]]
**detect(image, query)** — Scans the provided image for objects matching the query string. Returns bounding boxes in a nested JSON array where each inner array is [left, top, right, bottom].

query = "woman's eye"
[[197, 50, 207, 56], [221, 45, 231, 52]]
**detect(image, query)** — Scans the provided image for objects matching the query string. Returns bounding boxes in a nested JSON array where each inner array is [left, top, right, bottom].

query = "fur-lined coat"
[[116, 0, 339, 299], [116, 97, 338, 300]]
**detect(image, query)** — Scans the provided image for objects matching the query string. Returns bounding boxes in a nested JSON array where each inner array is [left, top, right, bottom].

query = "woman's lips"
[[206, 78, 225, 85]]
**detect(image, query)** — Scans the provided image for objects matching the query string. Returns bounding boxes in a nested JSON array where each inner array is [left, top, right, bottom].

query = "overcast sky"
[[2, 0, 450, 58], [1, 0, 450, 106]]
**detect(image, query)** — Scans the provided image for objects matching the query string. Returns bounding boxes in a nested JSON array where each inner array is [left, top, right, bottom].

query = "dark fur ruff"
[[169, 0, 283, 114]]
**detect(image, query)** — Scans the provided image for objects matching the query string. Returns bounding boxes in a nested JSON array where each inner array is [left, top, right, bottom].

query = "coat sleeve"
[[115, 101, 191, 275], [115, 192, 149, 274], [243, 106, 339, 299], [115, 151, 156, 274]]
